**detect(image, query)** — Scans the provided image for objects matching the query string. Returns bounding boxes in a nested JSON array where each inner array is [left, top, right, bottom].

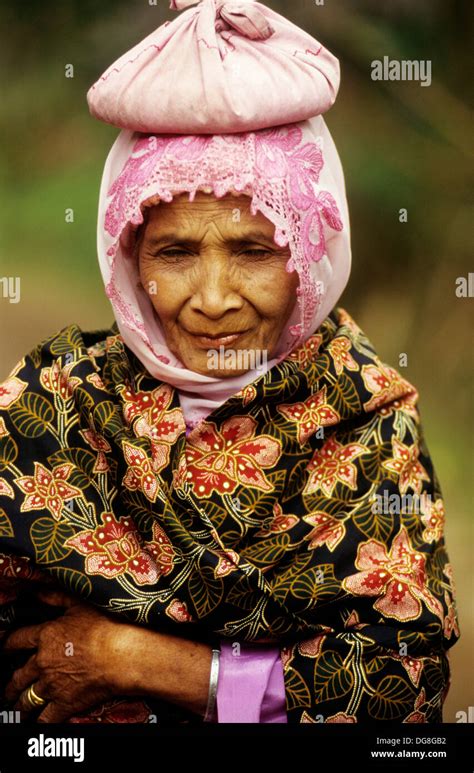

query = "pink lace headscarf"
[[97, 115, 352, 427]]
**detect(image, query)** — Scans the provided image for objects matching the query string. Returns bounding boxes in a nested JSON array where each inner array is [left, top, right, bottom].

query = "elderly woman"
[[0, 0, 459, 725]]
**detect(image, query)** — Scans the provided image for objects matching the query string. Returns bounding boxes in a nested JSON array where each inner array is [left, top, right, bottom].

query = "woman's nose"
[[189, 255, 243, 318]]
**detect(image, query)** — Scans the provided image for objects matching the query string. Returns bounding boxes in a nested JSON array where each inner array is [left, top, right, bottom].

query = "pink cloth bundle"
[[87, 0, 340, 134]]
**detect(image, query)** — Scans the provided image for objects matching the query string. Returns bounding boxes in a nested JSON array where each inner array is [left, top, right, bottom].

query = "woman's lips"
[[186, 330, 249, 348]]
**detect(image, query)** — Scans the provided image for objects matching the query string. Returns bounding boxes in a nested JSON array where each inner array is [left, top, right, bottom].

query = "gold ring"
[[25, 683, 46, 708]]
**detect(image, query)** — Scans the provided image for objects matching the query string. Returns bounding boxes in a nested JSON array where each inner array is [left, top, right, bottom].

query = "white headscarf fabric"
[[96, 115, 351, 427]]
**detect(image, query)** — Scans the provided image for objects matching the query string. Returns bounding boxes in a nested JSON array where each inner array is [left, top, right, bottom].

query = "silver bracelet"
[[203, 647, 220, 722]]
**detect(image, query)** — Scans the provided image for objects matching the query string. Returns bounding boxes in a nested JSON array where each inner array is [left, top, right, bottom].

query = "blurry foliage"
[[0, 0, 472, 719]]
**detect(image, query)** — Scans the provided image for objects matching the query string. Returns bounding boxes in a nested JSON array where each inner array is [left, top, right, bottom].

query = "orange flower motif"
[[404, 688, 428, 723], [79, 419, 112, 474], [277, 386, 340, 445], [122, 441, 161, 503], [288, 333, 323, 367], [443, 591, 460, 639], [238, 384, 257, 406], [327, 336, 359, 375], [304, 437, 367, 496], [325, 713, 357, 723], [338, 309, 362, 337], [15, 462, 82, 521], [66, 512, 174, 585], [298, 634, 324, 657], [214, 549, 240, 578], [120, 384, 185, 476], [166, 599, 194, 623], [0, 375, 27, 409], [39, 360, 82, 400], [86, 373, 109, 392], [383, 437, 430, 495], [385, 649, 424, 687], [255, 502, 299, 537], [0, 478, 14, 498], [420, 497, 445, 543], [303, 511, 346, 551], [343, 527, 444, 622], [185, 416, 281, 498], [361, 362, 418, 415]]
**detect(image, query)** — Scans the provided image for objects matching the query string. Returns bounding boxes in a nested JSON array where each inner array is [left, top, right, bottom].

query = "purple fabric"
[[216, 640, 287, 723]]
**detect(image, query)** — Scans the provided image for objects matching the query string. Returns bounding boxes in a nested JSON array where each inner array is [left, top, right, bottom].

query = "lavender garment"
[[216, 640, 287, 723]]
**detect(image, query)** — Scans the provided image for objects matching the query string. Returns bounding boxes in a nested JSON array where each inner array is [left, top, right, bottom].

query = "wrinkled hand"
[[3, 589, 137, 722]]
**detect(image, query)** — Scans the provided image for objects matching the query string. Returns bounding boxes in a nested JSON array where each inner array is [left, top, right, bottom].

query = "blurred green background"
[[0, 0, 472, 721]]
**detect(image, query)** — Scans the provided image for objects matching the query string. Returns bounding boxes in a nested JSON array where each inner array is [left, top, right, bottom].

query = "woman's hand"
[[3, 589, 212, 723]]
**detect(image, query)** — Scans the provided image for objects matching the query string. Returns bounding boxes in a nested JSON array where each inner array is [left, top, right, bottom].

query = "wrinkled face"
[[137, 191, 299, 377]]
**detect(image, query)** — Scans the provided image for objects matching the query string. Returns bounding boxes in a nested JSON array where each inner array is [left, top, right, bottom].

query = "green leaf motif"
[[282, 458, 310, 503], [49, 325, 83, 355], [94, 401, 124, 438], [328, 373, 361, 418], [0, 435, 18, 470], [49, 567, 92, 598], [291, 562, 341, 603], [353, 496, 394, 543], [9, 393, 54, 438], [285, 667, 312, 710], [314, 650, 354, 703], [423, 659, 446, 693], [30, 517, 76, 564], [188, 563, 224, 618], [237, 469, 287, 517], [366, 656, 387, 674], [226, 574, 261, 612], [367, 675, 416, 720], [47, 447, 97, 490], [240, 533, 291, 569], [360, 442, 392, 484], [0, 508, 14, 538]]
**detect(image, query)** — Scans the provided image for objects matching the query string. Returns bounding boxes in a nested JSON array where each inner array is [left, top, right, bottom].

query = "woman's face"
[[137, 191, 299, 377]]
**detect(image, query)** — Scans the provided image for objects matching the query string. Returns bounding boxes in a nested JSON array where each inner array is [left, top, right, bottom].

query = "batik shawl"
[[0, 307, 459, 723]]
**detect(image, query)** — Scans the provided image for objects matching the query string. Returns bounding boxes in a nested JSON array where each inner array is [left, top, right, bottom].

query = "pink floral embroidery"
[[104, 123, 345, 346], [342, 527, 444, 623]]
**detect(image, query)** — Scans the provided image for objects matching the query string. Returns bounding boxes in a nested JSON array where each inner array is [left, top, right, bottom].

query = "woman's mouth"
[[186, 329, 249, 348]]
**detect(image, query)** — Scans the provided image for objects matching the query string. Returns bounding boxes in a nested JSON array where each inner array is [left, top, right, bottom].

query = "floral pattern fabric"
[[0, 308, 459, 722]]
